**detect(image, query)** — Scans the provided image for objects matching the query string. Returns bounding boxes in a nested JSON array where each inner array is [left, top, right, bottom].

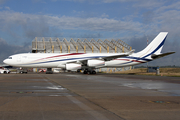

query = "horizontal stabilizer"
[[151, 52, 175, 59]]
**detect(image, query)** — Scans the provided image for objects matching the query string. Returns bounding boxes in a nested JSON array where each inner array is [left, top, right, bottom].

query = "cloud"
[[51, 0, 86, 2], [46, 15, 143, 32], [142, 5, 180, 38], [0, 0, 7, 5], [50, 0, 140, 4], [0, 1, 175, 40], [0, 38, 31, 63], [101, 13, 109, 18], [53, 0, 164, 5], [4, 6, 10, 10], [156, 1, 180, 13], [0, 10, 143, 62], [101, 0, 135, 3], [0, 11, 143, 39], [0, 11, 53, 41], [133, 0, 163, 9]]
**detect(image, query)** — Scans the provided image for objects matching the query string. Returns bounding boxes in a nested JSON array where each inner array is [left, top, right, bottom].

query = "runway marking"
[[67, 96, 110, 120]]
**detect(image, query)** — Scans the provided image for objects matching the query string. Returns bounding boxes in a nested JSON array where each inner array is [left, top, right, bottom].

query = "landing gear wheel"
[[83, 70, 88, 74], [92, 71, 96, 74], [83, 69, 96, 75]]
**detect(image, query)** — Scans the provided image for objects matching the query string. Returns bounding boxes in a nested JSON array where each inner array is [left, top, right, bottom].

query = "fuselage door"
[[17, 56, 21, 62]]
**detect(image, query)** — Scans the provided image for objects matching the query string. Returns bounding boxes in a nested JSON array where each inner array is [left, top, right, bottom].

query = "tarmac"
[[0, 73, 180, 120]]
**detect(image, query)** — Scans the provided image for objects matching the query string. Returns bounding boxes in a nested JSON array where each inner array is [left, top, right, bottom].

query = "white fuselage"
[[3, 52, 148, 68]]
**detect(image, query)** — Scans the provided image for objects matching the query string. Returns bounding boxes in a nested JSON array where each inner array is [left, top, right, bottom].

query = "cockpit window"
[[8, 57, 12, 59]]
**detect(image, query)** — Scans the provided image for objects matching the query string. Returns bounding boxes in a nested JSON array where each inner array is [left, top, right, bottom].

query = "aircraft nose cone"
[[3, 59, 8, 64]]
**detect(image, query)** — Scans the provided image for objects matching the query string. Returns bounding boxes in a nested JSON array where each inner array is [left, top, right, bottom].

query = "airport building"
[[32, 37, 133, 72]]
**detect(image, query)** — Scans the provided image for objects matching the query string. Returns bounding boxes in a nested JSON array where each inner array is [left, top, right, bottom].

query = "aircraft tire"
[[83, 70, 87, 74], [92, 71, 96, 74]]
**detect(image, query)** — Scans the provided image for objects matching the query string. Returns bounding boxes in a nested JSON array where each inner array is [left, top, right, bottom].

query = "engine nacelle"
[[66, 63, 81, 70], [87, 60, 105, 67]]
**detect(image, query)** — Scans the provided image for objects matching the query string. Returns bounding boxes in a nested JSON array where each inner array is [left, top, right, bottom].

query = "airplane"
[[3, 32, 175, 74]]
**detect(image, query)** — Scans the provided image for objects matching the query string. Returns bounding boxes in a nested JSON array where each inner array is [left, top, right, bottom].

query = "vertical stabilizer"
[[137, 32, 168, 59]]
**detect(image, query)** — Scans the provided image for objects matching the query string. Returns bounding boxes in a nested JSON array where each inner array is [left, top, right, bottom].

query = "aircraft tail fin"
[[137, 32, 169, 59]]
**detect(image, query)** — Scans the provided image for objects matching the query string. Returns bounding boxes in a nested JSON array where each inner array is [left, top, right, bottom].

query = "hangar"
[[32, 37, 133, 72]]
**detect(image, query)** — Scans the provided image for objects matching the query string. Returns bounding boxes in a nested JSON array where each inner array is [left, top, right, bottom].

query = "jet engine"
[[66, 63, 81, 70], [87, 60, 105, 67]]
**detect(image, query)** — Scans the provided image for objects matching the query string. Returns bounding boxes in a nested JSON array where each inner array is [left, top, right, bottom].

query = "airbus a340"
[[3, 32, 175, 74]]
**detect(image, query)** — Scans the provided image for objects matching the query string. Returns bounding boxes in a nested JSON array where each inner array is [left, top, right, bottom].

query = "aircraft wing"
[[64, 49, 135, 66], [101, 49, 135, 61], [67, 49, 135, 65], [151, 52, 175, 59]]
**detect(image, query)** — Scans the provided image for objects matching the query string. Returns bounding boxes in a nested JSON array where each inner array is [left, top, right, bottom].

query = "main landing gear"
[[46, 68, 53, 74], [83, 69, 96, 74]]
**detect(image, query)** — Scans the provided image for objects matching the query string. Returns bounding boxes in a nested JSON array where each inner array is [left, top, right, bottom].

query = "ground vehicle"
[[17, 68, 28, 74], [39, 69, 46, 72], [0, 67, 10, 74]]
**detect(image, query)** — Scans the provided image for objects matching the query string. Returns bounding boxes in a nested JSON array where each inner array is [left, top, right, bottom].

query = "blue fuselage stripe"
[[20, 56, 105, 65], [142, 36, 166, 58]]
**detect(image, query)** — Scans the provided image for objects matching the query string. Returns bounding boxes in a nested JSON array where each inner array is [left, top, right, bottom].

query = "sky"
[[0, 0, 179, 66]]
